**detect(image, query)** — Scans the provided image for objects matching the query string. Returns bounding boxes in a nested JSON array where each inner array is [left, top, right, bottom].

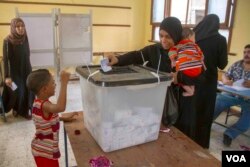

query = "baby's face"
[[188, 34, 195, 42]]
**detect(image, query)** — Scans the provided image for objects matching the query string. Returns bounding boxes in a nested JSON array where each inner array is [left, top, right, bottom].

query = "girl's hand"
[[60, 70, 70, 84], [60, 112, 79, 122], [5, 78, 12, 88]]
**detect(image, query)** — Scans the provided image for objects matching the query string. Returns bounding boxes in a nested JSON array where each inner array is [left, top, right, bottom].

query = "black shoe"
[[223, 134, 232, 146], [24, 114, 32, 120]]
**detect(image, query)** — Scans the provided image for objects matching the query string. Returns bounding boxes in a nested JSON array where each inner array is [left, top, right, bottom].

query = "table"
[[215, 85, 250, 138], [217, 85, 250, 99], [62, 112, 220, 167]]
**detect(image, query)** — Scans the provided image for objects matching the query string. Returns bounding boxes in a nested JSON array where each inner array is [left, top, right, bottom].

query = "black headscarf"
[[7, 18, 27, 45], [193, 14, 220, 42], [160, 17, 182, 45]]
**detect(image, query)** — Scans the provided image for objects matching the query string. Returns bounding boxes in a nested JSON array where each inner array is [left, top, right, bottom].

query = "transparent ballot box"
[[76, 65, 172, 152]]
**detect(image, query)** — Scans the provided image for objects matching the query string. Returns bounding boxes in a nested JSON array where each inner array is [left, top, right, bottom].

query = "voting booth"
[[17, 9, 92, 79], [76, 65, 172, 152]]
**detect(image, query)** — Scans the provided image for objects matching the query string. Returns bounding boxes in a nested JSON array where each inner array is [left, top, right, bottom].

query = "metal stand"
[[64, 127, 69, 167]]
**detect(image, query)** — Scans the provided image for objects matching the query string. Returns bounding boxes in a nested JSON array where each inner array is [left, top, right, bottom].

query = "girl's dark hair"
[[244, 44, 250, 49], [182, 27, 194, 39], [26, 69, 51, 94]]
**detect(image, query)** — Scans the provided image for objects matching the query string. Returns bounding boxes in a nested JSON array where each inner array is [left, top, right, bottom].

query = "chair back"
[[218, 70, 225, 81]]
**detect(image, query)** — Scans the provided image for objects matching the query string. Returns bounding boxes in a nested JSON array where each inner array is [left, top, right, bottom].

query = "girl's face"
[[44, 76, 56, 97], [159, 29, 175, 50], [15, 21, 25, 36]]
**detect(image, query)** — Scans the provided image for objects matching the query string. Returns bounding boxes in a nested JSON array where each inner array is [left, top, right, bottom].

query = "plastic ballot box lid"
[[76, 65, 172, 87]]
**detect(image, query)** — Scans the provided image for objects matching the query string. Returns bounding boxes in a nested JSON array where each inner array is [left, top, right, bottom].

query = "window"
[[151, 0, 236, 49], [170, 0, 206, 24]]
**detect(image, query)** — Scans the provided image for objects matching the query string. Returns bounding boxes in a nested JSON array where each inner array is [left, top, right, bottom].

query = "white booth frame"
[[16, 8, 93, 81]]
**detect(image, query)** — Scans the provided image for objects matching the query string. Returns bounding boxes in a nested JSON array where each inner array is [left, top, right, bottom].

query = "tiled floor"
[[0, 80, 249, 167]]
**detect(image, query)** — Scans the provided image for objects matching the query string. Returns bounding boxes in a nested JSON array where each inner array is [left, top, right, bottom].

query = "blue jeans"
[[213, 92, 250, 139]]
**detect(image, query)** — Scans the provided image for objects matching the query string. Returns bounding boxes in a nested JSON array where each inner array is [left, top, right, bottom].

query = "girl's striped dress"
[[31, 99, 60, 159]]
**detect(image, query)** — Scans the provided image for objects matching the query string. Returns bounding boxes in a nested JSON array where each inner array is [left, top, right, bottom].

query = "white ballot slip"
[[218, 79, 250, 91], [11, 82, 18, 91], [100, 58, 112, 72], [232, 79, 250, 91]]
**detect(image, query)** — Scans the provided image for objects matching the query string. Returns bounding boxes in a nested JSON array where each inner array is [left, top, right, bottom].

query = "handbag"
[[162, 84, 179, 127]]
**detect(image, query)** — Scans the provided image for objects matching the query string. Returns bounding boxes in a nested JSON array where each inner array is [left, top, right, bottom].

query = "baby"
[[169, 27, 205, 96]]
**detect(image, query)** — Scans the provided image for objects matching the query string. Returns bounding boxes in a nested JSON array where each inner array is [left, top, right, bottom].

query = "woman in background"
[[193, 14, 228, 148], [2, 18, 34, 119]]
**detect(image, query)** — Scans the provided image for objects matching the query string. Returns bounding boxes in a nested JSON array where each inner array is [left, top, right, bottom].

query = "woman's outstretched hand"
[[5, 78, 13, 88], [105, 54, 118, 66]]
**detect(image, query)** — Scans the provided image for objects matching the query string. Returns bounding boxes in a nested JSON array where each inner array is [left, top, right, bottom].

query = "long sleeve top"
[[116, 43, 172, 73]]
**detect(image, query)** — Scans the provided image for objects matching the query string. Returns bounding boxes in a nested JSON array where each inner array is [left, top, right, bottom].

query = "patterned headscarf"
[[7, 18, 26, 45]]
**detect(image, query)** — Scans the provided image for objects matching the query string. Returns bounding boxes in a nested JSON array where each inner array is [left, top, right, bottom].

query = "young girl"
[[26, 69, 77, 167]]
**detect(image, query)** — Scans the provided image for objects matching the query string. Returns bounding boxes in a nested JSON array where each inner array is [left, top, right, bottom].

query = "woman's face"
[[159, 29, 175, 50], [15, 21, 25, 36]]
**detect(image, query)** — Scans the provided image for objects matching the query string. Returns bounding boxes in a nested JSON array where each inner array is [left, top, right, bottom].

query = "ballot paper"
[[218, 79, 250, 91], [100, 58, 112, 72], [232, 79, 250, 91], [11, 82, 18, 91]]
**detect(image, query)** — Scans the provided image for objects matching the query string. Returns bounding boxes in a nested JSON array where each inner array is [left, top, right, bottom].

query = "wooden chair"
[[217, 70, 225, 82], [225, 106, 242, 124]]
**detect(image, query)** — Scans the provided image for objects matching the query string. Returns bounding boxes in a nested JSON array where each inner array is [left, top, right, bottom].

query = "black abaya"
[[193, 14, 228, 148], [3, 39, 34, 118]]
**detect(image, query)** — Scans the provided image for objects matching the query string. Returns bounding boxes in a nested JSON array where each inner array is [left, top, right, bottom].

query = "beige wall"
[[227, 0, 250, 69], [144, 0, 153, 46], [0, 0, 146, 56]]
